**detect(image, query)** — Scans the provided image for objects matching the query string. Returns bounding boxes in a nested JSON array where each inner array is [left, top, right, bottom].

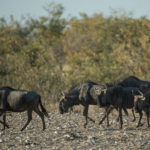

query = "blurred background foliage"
[[0, 3, 150, 110]]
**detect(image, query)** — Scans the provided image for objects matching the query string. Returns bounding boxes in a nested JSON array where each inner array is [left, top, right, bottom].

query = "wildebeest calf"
[[0, 87, 49, 131]]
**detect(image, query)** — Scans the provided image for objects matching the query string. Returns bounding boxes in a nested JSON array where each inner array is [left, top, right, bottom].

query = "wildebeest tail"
[[39, 96, 49, 118]]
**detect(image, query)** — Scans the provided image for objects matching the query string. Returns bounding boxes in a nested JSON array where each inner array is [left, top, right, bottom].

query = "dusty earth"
[[0, 106, 150, 150]]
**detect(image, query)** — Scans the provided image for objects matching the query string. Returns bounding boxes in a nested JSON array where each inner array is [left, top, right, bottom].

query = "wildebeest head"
[[132, 89, 145, 101], [134, 94, 146, 113], [59, 94, 71, 114], [132, 89, 145, 113], [94, 85, 107, 95], [134, 98, 144, 113]]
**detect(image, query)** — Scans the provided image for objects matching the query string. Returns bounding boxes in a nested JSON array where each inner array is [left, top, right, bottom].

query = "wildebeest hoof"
[[89, 118, 95, 123], [98, 122, 101, 125], [132, 119, 136, 122], [137, 123, 143, 128], [139, 123, 144, 126], [5, 124, 9, 128], [1, 128, 5, 131], [107, 124, 110, 127], [98, 120, 103, 125], [83, 124, 87, 128]]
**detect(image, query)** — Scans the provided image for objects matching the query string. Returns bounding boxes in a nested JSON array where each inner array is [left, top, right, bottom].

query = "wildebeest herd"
[[59, 76, 150, 129], [1, 76, 150, 131]]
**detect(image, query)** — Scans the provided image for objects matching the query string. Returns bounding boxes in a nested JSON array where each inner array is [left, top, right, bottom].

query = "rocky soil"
[[0, 107, 150, 150]]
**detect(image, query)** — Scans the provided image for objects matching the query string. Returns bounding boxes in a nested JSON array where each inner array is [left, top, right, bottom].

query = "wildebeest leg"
[[99, 106, 113, 126], [87, 116, 95, 122], [132, 108, 136, 122], [34, 107, 46, 130], [123, 108, 128, 116], [0, 120, 9, 130], [2, 114, 9, 130], [105, 106, 112, 127], [119, 108, 123, 129], [137, 111, 143, 127], [83, 105, 88, 128], [116, 107, 128, 122], [0, 120, 6, 128], [0, 112, 9, 130], [83, 105, 95, 128], [98, 109, 107, 125], [21, 109, 32, 131], [145, 111, 150, 127], [106, 107, 110, 127]]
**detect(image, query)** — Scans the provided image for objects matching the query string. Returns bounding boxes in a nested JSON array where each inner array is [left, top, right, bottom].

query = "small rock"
[[88, 136, 96, 145], [54, 131, 58, 134], [0, 139, 3, 143]]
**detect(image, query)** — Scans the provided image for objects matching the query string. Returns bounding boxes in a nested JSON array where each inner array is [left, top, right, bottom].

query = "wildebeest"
[[134, 91, 150, 128], [98, 85, 144, 129], [103, 76, 150, 122], [117, 76, 150, 93], [59, 81, 107, 128], [0, 87, 49, 131]]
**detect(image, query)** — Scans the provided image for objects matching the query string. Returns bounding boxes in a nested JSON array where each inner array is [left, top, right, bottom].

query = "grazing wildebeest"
[[0, 87, 49, 131], [98, 85, 144, 129], [134, 91, 150, 128], [59, 81, 107, 128]]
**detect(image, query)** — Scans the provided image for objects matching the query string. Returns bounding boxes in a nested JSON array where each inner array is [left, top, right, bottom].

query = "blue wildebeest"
[[134, 91, 150, 128], [59, 81, 107, 128], [104, 76, 150, 122], [0, 87, 49, 131], [98, 85, 144, 129], [117, 76, 150, 93]]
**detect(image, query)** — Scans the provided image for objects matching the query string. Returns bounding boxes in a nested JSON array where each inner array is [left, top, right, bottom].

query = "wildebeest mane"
[[0, 86, 15, 90]]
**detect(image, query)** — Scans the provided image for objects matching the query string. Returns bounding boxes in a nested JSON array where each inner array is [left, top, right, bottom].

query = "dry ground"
[[0, 105, 150, 150]]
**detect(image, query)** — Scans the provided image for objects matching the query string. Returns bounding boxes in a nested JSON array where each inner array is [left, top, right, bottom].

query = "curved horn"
[[138, 90, 144, 96], [59, 91, 66, 101], [61, 91, 65, 96], [141, 97, 146, 101]]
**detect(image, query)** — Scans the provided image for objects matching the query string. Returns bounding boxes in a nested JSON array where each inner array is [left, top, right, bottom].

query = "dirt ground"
[[0, 106, 150, 150]]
